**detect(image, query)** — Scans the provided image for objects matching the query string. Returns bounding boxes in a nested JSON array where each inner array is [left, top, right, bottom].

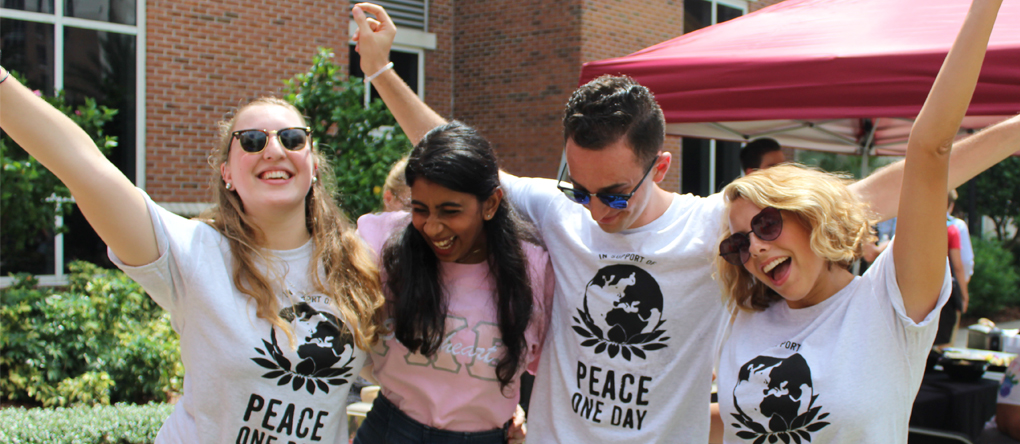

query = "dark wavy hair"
[[381, 121, 535, 393]]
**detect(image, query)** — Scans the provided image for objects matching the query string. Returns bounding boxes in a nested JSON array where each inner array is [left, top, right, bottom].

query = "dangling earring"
[[225, 182, 233, 190], [312, 176, 318, 184]]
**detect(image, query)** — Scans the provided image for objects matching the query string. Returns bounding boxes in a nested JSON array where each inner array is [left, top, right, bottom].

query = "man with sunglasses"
[[351, 4, 1020, 442]]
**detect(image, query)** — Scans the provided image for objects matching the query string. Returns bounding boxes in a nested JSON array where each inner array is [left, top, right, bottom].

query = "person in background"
[[381, 156, 411, 212], [739, 137, 786, 176], [934, 200, 971, 349], [947, 189, 975, 278]]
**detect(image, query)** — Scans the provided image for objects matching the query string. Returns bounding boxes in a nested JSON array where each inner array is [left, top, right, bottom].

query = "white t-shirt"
[[356, 211, 554, 431], [502, 174, 728, 443], [717, 244, 950, 444], [109, 190, 366, 444]]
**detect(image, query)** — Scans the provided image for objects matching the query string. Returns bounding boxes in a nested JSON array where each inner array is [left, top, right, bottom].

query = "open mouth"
[[431, 237, 455, 251], [763, 256, 791, 282]]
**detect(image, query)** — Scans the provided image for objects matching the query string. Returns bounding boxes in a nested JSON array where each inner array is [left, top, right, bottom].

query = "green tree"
[[283, 48, 411, 218], [956, 157, 1020, 248], [1, 86, 117, 273], [967, 237, 1020, 317]]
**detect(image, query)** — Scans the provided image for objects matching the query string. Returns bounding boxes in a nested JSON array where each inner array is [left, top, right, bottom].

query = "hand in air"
[[351, 3, 396, 75]]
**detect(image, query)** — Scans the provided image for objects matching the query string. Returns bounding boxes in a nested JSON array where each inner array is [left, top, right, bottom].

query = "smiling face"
[[410, 178, 501, 264], [564, 137, 667, 233], [220, 104, 315, 220], [727, 197, 852, 309]]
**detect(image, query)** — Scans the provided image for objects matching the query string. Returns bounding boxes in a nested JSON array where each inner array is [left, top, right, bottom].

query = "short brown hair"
[[563, 75, 665, 164]]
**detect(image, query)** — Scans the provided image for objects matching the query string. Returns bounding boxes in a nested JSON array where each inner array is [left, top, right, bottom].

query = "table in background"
[[910, 371, 999, 442]]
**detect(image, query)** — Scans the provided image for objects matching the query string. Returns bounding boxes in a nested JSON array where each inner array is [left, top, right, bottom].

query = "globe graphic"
[[733, 354, 815, 432], [583, 265, 664, 343]]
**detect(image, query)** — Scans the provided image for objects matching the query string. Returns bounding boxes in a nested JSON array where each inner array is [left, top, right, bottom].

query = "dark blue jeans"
[[353, 394, 508, 444]]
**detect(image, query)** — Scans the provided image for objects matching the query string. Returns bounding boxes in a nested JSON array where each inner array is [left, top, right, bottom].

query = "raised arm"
[[854, 113, 1020, 221], [352, 3, 447, 145], [0, 69, 158, 266], [892, 0, 1000, 322]]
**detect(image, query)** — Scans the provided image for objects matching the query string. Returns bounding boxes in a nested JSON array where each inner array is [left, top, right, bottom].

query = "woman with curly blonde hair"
[[0, 80, 384, 441], [710, 0, 1002, 442]]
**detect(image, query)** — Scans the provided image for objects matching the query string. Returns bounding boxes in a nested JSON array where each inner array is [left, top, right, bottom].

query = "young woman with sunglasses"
[[0, 71, 384, 442], [354, 121, 553, 444], [710, 0, 1001, 442]]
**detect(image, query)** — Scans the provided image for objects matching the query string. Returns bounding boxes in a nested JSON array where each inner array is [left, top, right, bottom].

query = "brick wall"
[[425, 0, 454, 117], [145, 0, 349, 203], [450, 0, 582, 180], [448, 0, 684, 191], [580, 0, 685, 191]]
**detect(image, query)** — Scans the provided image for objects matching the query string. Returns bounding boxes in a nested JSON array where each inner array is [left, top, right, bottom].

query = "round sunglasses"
[[556, 155, 660, 210], [231, 127, 311, 153], [719, 206, 783, 266]]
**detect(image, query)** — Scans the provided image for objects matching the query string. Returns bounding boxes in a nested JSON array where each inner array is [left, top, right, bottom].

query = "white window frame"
[[349, 21, 432, 103], [0, 2, 146, 287]]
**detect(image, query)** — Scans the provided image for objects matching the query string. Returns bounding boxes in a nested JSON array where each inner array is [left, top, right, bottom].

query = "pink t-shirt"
[[357, 211, 554, 431], [948, 224, 961, 250]]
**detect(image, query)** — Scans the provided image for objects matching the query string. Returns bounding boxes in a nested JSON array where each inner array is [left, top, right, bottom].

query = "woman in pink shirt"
[[356, 121, 553, 444]]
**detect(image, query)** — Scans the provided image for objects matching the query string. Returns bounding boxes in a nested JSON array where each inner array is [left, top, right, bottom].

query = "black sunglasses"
[[719, 206, 784, 266], [557, 155, 660, 210], [231, 127, 311, 153]]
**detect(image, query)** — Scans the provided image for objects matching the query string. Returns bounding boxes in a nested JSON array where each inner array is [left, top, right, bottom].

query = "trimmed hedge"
[[1, 262, 183, 407], [0, 403, 172, 444]]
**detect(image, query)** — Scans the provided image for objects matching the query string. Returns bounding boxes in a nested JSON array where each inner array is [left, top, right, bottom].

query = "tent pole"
[[858, 118, 878, 178]]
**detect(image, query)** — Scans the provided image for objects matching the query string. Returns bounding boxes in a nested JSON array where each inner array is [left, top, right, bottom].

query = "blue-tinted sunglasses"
[[557, 155, 660, 210]]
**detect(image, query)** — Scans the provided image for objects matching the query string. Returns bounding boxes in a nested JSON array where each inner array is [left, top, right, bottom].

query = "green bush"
[[1, 86, 118, 273], [1, 262, 183, 407], [284, 48, 411, 218], [0, 403, 173, 444], [967, 237, 1020, 317]]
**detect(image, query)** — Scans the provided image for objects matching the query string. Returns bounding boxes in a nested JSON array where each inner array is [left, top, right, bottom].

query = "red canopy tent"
[[579, 0, 1020, 158]]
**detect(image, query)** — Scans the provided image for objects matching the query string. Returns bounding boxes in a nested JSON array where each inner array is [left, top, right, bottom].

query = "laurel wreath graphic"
[[730, 393, 830, 444], [571, 308, 669, 361], [251, 328, 355, 395]]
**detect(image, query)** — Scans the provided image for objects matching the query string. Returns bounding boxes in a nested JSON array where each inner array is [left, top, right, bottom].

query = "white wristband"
[[364, 62, 394, 83]]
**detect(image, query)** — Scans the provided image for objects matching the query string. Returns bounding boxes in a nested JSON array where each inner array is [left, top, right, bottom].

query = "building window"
[[1, 0, 143, 283], [349, 44, 423, 102], [681, 0, 746, 196]]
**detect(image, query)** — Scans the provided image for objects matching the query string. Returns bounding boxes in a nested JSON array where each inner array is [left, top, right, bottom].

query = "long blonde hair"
[[715, 164, 876, 312], [201, 97, 384, 349]]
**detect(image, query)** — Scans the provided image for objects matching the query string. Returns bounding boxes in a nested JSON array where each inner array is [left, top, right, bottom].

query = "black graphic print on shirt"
[[250, 302, 356, 395], [730, 353, 830, 443], [572, 264, 668, 360]]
